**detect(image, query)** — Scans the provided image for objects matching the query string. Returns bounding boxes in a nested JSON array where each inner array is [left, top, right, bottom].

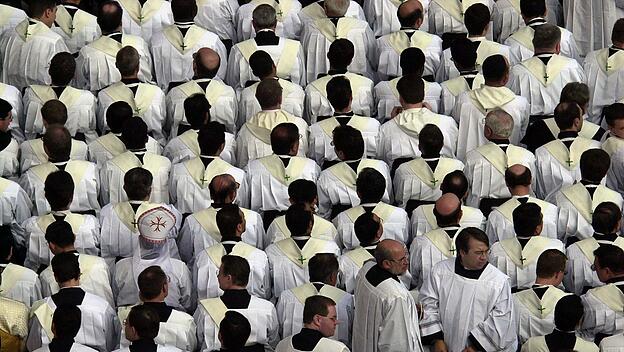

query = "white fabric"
[[276, 336, 349, 352], [363, 0, 429, 37], [194, 0, 238, 41], [0, 82, 25, 143], [298, 1, 366, 25], [409, 226, 461, 289], [440, 74, 484, 116], [562, 0, 621, 56], [599, 333, 624, 352], [33, 343, 98, 352], [410, 203, 485, 237], [485, 196, 559, 243], [427, 0, 494, 35], [0, 5, 27, 35], [308, 116, 380, 165], [375, 29, 442, 81], [0, 263, 41, 307], [51, 5, 100, 54], [375, 78, 442, 121], [88, 134, 162, 167], [236, 0, 302, 40], [240, 78, 305, 127], [111, 345, 181, 352], [583, 47, 624, 123], [20, 139, 88, 174], [607, 149, 624, 198], [512, 285, 568, 345], [564, 237, 624, 295], [505, 23, 580, 65], [437, 38, 512, 82], [0, 177, 31, 248], [267, 214, 338, 244], [0, 138, 19, 179], [117, 0, 174, 42], [581, 283, 624, 340], [162, 129, 236, 165], [491, 0, 523, 42]]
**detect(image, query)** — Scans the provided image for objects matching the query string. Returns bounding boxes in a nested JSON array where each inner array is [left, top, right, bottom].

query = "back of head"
[[440, 170, 469, 199], [138, 265, 167, 300], [580, 149, 610, 183], [270, 122, 299, 155], [553, 102, 581, 130], [209, 174, 238, 203], [45, 170, 74, 210], [194, 48, 221, 79], [288, 179, 318, 205], [123, 167, 153, 200], [605, 103, 624, 127], [52, 305, 81, 340], [121, 116, 148, 150], [127, 305, 160, 340], [455, 227, 489, 254], [51, 252, 80, 283], [512, 202, 542, 236], [198, 122, 226, 156], [116, 46, 140, 77], [356, 168, 386, 203], [397, 0, 424, 28], [285, 203, 313, 236], [485, 109, 514, 139], [184, 93, 211, 130], [614, 18, 624, 44], [504, 164, 532, 188], [433, 193, 462, 226], [221, 255, 251, 286], [560, 82, 590, 111], [324, 0, 350, 17], [249, 50, 275, 79], [308, 253, 339, 283], [106, 101, 133, 133], [220, 311, 252, 350], [354, 212, 381, 245], [326, 76, 352, 111], [303, 295, 335, 324], [418, 124, 444, 156], [400, 47, 426, 76], [594, 243, 624, 274], [42, 100, 68, 126], [332, 125, 364, 160], [28, 0, 56, 18], [97, 1, 123, 33], [327, 39, 355, 69], [536, 249, 567, 278], [532, 24, 561, 51], [49, 52, 76, 86], [592, 201, 622, 234], [252, 4, 277, 29], [216, 204, 243, 238], [520, 0, 546, 18], [45, 220, 76, 248], [482, 54, 508, 83], [171, 0, 197, 21], [255, 78, 282, 109], [43, 125, 72, 161], [554, 295, 584, 331], [464, 4, 490, 35], [397, 74, 424, 104], [450, 38, 478, 71]]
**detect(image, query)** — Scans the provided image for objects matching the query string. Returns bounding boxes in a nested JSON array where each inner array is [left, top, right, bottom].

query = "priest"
[[113, 305, 183, 352], [0, 231, 41, 307], [236, 0, 302, 40], [32, 305, 98, 352], [427, 0, 493, 38], [439, 38, 484, 116], [0, 99, 20, 178], [116, 0, 173, 41], [562, 0, 622, 56], [52, 0, 100, 54], [602, 103, 624, 157]]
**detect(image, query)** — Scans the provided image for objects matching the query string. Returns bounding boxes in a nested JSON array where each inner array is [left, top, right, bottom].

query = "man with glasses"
[[420, 227, 517, 352]]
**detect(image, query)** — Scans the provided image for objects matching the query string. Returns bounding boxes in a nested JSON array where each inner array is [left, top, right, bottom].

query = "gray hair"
[[532, 23, 561, 50], [485, 109, 514, 138], [252, 4, 277, 29], [324, 0, 350, 17]]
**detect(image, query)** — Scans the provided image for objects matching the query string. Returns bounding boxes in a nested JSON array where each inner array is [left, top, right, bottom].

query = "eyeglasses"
[[473, 250, 490, 257], [388, 255, 408, 263]]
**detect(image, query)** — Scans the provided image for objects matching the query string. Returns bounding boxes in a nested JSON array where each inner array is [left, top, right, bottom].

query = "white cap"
[[137, 206, 176, 242]]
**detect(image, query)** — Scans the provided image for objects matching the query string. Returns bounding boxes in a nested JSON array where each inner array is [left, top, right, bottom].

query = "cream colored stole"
[[443, 74, 485, 97], [55, 6, 93, 36], [499, 236, 552, 268], [258, 154, 308, 186], [275, 215, 335, 240], [510, 26, 535, 50], [31, 300, 55, 339], [31, 161, 89, 190], [497, 197, 550, 223], [200, 297, 228, 325], [246, 110, 297, 144], [405, 158, 460, 188], [178, 130, 200, 155], [30, 85, 82, 110], [576, 237, 624, 262], [476, 143, 529, 175], [602, 136, 624, 156], [595, 47, 624, 75], [542, 118, 600, 140], [206, 242, 257, 268], [96, 134, 126, 156], [104, 82, 159, 117], [327, 159, 385, 190], [424, 227, 461, 257], [275, 237, 331, 267], [291, 283, 347, 305], [543, 137, 596, 170], [183, 157, 233, 188], [468, 85, 516, 114], [395, 108, 441, 137], [344, 247, 374, 269], [521, 55, 570, 86], [590, 283, 624, 312], [192, 207, 220, 242], [313, 17, 360, 43], [36, 212, 85, 235], [431, 0, 487, 22], [0, 264, 27, 294], [343, 202, 396, 223], [514, 286, 569, 318], [236, 39, 299, 78], [248, 0, 295, 22], [15, 19, 49, 41], [561, 184, 620, 222], [318, 116, 370, 137], [117, 0, 165, 25], [387, 30, 435, 55], [162, 25, 207, 55], [113, 201, 162, 232], [110, 152, 165, 176]]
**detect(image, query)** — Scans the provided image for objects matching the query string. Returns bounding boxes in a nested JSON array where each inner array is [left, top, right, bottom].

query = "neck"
[[57, 246, 77, 254], [534, 49, 556, 55], [535, 277, 559, 286], [402, 102, 424, 109], [360, 199, 379, 205], [511, 187, 531, 196], [225, 285, 247, 291], [420, 151, 440, 159], [52, 207, 71, 212], [50, 156, 70, 163], [302, 324, 321, 332], [614, 41, 624, 50], [142, 297, 166, 304], [334, 107, 352, 113], [59, 279, 80, 288], [560, 128, 578, 133], [485, 80, 506, 87], [122, 74, 139, 81], [468, 32, 486, 38], [104, 27, 122, 35], [262, 105, 281, 111]]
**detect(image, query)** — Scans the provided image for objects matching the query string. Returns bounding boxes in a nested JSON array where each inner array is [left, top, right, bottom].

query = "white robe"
[[410, 226, 462, 289], [491, 0, 523, 42], [0, 177, 31, 248], [112, 346, 181, 352], [440, 73, 484, 116], [0, 18, 69, 90], [301, 17, 376, 83], [194, 0, 238, 42], [512, 285, 569, 345], [564, 236, 624, 295], [504, 20, 580, 65], [276, 336, 349, 352], [410, 203, 485, 237], [297, 1, 366, 25], [375, 77, 443, 121], [162, 129, 236, 165], [150, 24, 227, 90], [20, 138, 88, 174], [338, 247, 377, 293], [583, 47, 624, 124], [75, 33, 153, 91], [489, 236, 565, 289], [267, 213, 338, 244], [192, 241, 271, 300], [377, 108, 458, 166], [485, 196, 559, 243], [265, 237, 341, 297], [240, 78, 305, 127], [419, 259, 517, 352], [52, 5, 101, 54], [364, 0, 429, 37], [0, 138, 19, 179], [117, 0, 174, 42], [581, 282, 624, 340], [0, 82, 25, 142], [304, 72, 375, 124], [0, 4, 27, 35], [34, 343, 98, 352], [88, 133, 162, 167], [277, 283, 353, 347], [562, 0, 622, 57], [607, 149, 624, 198], [0, 263, 41, 307], [236, 0, 302, 40], [333, 202, 411, 250], [427, 0, 494, 36], [599, 333, 624, 351], [352, 261, 423, 352], [437, 37, 513, 83], [508, 54, 586, 116], [375, 29, 443, 81]]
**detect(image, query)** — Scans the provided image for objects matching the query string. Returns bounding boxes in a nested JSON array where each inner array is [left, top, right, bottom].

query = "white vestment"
[[410, 203, 485, 237], [112, 346, 181, 352], [33, 343, 98, 352], [485, 196, 559, 243], [276, 336, 349, 352], [583, 47, 624, 123], [338, 247, 380, 293], [267, 214, 338, 244], [88, 133, 162, 167], [410, 226, 462, 289], [20, 138, 88, 174], [581, 282, 624, 340], [194, 0, 238, 42], [0, 138, 19, 179], [265, 237, 341, 297], [505, 20, 580, 65], [607, 149, 624, 198], [0, 263, 41, 307], [150, 24, 227, 90], [393, 157, 464, 207], [562, 0, 623, 56], [437, 37, 512, 83], [0, 18, 69, 90], [420, 259, 517, 352], [240, 78, 305, 127], [162, 129, 236, 165], [364, 0, 430, 37], [52, 5, 100, 54], [375, 29, 443, 81], [375, 77, 443, 121], [117, 0, 173, 42], [236, 0, 302, 40], [599, 333, 624, 351], [491, 0, 523, 42], [564, 236, 624, 295], [0, 82, 25, 142], [0, 4, 27, 35], [427, 0, 494, 36], [297, 1, 366, 25], [440, 73, 484, 116], [522, 335, 598, 352], [0, 177, 31, 247], [513, 285, 569, 345]]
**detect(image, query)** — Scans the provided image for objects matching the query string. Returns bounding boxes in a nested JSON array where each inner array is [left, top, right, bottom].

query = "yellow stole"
[[497, 197, 550, 223], [344, 202, 396, 223], [178, 79, 226, 106], [162, 24, 207, 54], [317, 115, 371, 137], [258, 154, 309, 186], [514, 286, 569, 318], [31, 300, 55, 339], [542, 118, 600, 140], [509, 26, 535, 50], [206, 242, 257, 267], [30, 85, 82, 109], [110, 152, 166, 177], [543, 137, 596, 170], [468, 85, 516, 114], [301, 2, 325, 20], [443, 74, 485, 97], [192, 207, 220, 242], [236, 38, 300, 78], [576, 237, 624, 262], [0, 264, 27, 294], [199, 297, 228, 325], [113, 201, 162, 232], [36, 212, 85, 235], [55, 6, 94, 36], [404, 158, 462, 188], [103, 82, 160, 117], [387, 30, 435, 55], [327, 159, 385, 190], [95, 133, 126, 157], [499, 236, 553, 268], [183, 157, 233, 188], [291, 283, 347, 305], [395, 108, 441, 137], [31, 161, 89, 190], [275, 215, 335, 241], [476, 143, 530, 175], [431, 0, 487, 23], [590, 284, 624, 312], [275, 237, 332, 267], [344, 247, 374, 268], [521, 55, 570, 86], [15, 19, 49, 41], [424, 227, 461, 258], [596, 47, 624, 75], [116, 0, 165, 25], [603, 136, 624, 156], [246, 110, 298, 144], [89, 34, 146, 57], [178, 130, 200, 156], [561, 184, 620, 222], [313, 17, 360, 43]]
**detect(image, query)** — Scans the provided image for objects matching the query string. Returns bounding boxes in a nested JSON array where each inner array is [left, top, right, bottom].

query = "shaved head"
[[505, 164, 532, 189], [507, 164, 527, 177], [194, 48, 221, 78], [376, 240, 406, 262], [485, 109, 514, 139], [397, 0, 424, 28]]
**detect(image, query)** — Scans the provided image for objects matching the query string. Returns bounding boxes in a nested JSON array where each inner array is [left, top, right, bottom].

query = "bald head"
[[194, 48, 221, 79], [505, 164, 532, 191], [375, 239, 408, 275], [209, 174, 238, 204], [434, 193, 462, 226], [397, 0, 424, 28], [484, 109, 514, 140]]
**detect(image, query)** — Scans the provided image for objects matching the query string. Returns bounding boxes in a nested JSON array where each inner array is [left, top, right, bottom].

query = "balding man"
[[236, 0, 302, 40], [116, 0, 173, 41], [352, 239, 423, 352], [227, 5, 306, 89], [410, 193, 464, 289], [97, 46, 166, 143], [298, 0, 365, 25], [150, 0, 227, 90], [486, 164, 559, 243], [375, 0, 442, 81], [464, 109, 536, 211], [76, 1, 153, 91], [236, 79, 309, 168]]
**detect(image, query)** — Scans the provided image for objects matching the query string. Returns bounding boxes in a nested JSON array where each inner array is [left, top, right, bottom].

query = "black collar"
[[142, 301, 173, 322], [365, 264, 399, 287], [49, 337, 75, 352], [220, 289, 251, 309], [292, 328, 325, 351], [454, 257, 487, 279], [557, 131, 579, 140], [130, 339, 158, 352]]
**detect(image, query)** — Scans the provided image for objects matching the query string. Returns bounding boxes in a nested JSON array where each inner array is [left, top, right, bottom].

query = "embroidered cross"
[[276, 8, 283, 18], [284, 174, 291, 182], [150, 216, 168, 232], [607, 63, 612, 71], [333, 32, 338, 40], [543, 73, 549, 83], [538, 306, 546, 314], [181, 41, 187, 51], [200, 176, 210, 186], [131, 218, 139, 228], [69, 24, 75, 34], [431, 178, 438, 186], [297, 254, 306, 264], [24, 30, 29, 38], [565, 158, 574, 167], [449, 247, 456, 255], [520, 257, 527, 265], [134, 107, 142, 115], [138, 15, 145, 24]]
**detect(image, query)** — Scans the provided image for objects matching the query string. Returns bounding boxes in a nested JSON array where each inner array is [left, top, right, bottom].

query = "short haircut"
[[45, 171, 74, 211], [592, 202, 622, 234], [482, 55, 508, 82], [252, 4, 277, 29], [440, 170, 469, 199], [455, 227, 489, 254], [271, 122, 299, 155], [594, 244, 624, 273], [504, 166, 532, 187], [221, 255, 251, 286], [53, 305, 81, 340], [249, 50, 274, 79], [41, 100, 68, 125], [332, 125, 364, 160], [45, 220, 76, 248], [397, 1, 423, 27], [49, 52, 76, 86], [513, 202, 543, 236], [397, 74, 424, 104], [354, 212, 381, 245], [29, 0, 57, 18], [219, 311, 251, 350], [532, 24, 561, 50], [356, 168, 386, 203], [520, 0, 546, 18], [127, 305, 160, 339], [418, 124, 444, 156], [121, 116, 148, 150], [433, 200, 462, 226], [464, 4, 490, 35], [51, 252, 80, 283], [580, 149, 610, 183], [308, 253, 339, 283], [138, 266, 168, 300], [285, 203, 313, 236], [216, 204, 244, 238], [43, 125, 72, 161], [613, 18, 624, 44], [116, 46, 140, 76], [560, 82, 590, 109], [171, 0, 198, 21], [198, 122, 226, 156], [324, 0, 350, 16], [97, 1, 123, 33], [303, 295, 335, 324], [124, 167, 153, 200], [106, 101, 133, 133], [553, 102, 581, 130], [536, 249, 567, 278], [485, 109, 514, 138], [184, 93, 211, 130], [451, 38, 478, 70], [554, 295, 584, 331], [604, 103, 624, 127], [327, 39, 354, 68], [255, 78, 282, 109], [288, 179, 318, 204], [209, 175, 238, 202], [400, 47, 425, 76], [326, 76, 352, 111]]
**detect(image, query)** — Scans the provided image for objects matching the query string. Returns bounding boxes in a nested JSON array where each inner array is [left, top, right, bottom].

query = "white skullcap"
[[137, 206, 176, 242]]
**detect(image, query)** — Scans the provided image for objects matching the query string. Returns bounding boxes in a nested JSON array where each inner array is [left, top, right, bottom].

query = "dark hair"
[[49, 52, 76, 86], [288, 179, 318, 204], [303, 295, 335, 324], [456, 227, 489, 254], [327, 39, 354, 69], [221, 255, 250, 286], [171, 0, 197, 21], [52, 305, 82, 339], [127, 305, 160, 339], [97, 1, 123, 33], [332, 125, 364, 160], [354, 212, 381, 245], [327, 76, 352, 111], [255, 78, 282, 109], [138, 266, 168, 300], [513, 202, 543, 236], [397, 2, 423, 27], [308, 253, 339, 283], [209, 175, 238, 203], [613, 18, 624, 44], [604, 103, 624, 127], [400, 47, 425, 76], [124, 167, 153, 200], [45, 220, 75, 248], [249, 50, 274, 79], [592, 202, 622, 234], [45, 171, 74, 210], [121, 116, 148, 150], [482, 55, 508, 83], [41, 100, 68, 125], [0, 226, 14, 263], [504, 166, 532, 187], [216, 204, 244, 238], [356, 168, 386, 203], [464, 4, 490, 35], [184, 93, 211, 130], [533, 24, 561, 50], [116, 46, 140, 76], [536, 249, 567, 278], [594, 244, 624, 273], [520, 0, 546, 18], [440, 170, 469, 199], [450, 38, 478, 71], [560, 82, 590, 110], [43, 125, 72, 161], [29, 0, 57, 18], [106, 101, 133, 133], [219, 311, 251, 350], [285, 203, 313, 236], [554, 295, 584, 331], [580, 149, 610, 183], [397, 74, 424, 104], [418, 124, 444, 156], [51, 252, 80, 283], [270, 123, 299, 155], [198, 122, 226, 156]]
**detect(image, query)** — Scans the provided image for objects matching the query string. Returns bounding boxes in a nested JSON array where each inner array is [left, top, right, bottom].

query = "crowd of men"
[[1, 0, 624, 351]]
